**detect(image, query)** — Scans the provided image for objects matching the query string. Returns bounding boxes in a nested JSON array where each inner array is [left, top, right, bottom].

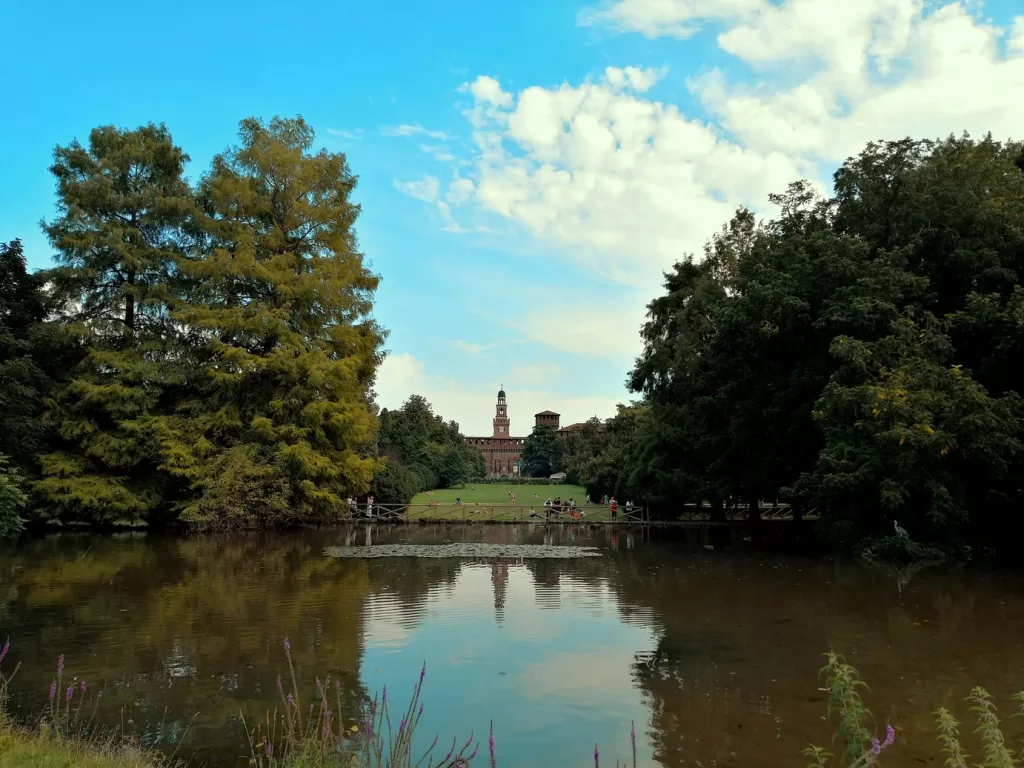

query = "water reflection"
[[2, 525, 1024, 766]]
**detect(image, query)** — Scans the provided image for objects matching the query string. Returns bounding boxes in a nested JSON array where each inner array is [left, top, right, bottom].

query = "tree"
[[165, 116, 385, 527], [0, 455, 27, 538], [625, 134, 1024, 551], [521, 425, 563, 478], [0, 239, 72, 469], [369, 459, 421, 504], [376, 394, 481, 490], [35, 125, 195, 523]]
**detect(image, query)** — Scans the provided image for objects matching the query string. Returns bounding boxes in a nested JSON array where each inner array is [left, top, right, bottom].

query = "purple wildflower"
[[467, 743, 479, 761], [489, 727, 496, 768], [885, 725, 896, 747], [65, 685, 73, 702], [0, 638, 9, 665], [594, 743, 600, 768], [48, 682, 56, 700], [276, 676, 283, 692], [80, 680, 87, 694], [286, 693, 294, 706], [309, 703, 314, 716], [441, 737, 456, 763], [334, 680, 340, 690], [321, 696, 328, 712], [56, 654, 64, 679], [316, 677, 322, 692], [420, 662, 427, 683], [264, 741, 273, 758], [283, 636, 291, 653], [871, 737, 881, 756], [418, 703, 424, 719]]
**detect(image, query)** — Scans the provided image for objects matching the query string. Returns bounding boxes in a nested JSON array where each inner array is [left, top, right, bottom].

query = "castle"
[[464, 388, 590, 477]]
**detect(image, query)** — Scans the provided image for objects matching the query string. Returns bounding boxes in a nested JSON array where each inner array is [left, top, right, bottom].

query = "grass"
[[0, 726, 159, 768], [406, 484, 636, 522]]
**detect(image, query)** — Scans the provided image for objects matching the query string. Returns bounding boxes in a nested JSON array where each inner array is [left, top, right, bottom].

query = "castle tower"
[[492, 387, 510, 437]]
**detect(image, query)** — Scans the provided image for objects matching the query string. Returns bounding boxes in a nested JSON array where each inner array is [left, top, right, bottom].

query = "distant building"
[[464, 389, 565, 478]]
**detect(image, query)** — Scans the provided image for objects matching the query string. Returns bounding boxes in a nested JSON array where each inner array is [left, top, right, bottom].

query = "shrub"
[[369, 460, 420, 505], [0, 454, 27, 538]]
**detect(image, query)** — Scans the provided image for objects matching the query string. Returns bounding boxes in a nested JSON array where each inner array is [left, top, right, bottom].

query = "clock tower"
[[492, 387, 510, 437]]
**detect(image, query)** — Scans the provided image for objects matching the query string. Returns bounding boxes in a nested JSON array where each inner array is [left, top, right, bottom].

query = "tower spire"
[[493, 387, 509, 437]]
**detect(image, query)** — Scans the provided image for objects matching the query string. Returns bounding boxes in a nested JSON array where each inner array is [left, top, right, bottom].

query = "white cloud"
[[325, 128, 364, 140], [381, 123, 454, 140], [462, 75, 514, 107], [603, 65, 667, 92], [393, 175, 441, 203], [578, 0, 762, 38], [374, 352, 623, 435], [431, 0, 1024, 288], [1011, 17, 1024, 54], [419, 143, 457, 162], [692, 2, 1024, 163]]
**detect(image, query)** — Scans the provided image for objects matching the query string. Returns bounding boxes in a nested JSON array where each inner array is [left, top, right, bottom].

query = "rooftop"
[[535, 410, 560, 416]]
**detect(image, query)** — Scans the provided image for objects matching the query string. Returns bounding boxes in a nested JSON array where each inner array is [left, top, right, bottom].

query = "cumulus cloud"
[[603, 65, 667, 92], [374, 352, 623, 435], [429, 0, 1024, 288]]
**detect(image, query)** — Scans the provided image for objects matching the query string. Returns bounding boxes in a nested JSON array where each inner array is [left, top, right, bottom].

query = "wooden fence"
[[345, 503, 649, 524]]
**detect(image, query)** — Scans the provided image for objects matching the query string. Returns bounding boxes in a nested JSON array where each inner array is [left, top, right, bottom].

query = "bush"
[[369, 460, 420, 505], [178, 445, 292, 530], [0, 454, 27, 538]]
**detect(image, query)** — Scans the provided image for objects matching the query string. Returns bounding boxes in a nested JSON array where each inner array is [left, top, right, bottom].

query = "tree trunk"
[[124, 269, 136, 338]]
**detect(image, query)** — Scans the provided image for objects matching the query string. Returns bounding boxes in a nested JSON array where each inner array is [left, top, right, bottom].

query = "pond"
[[2, 524, 1024, 766]]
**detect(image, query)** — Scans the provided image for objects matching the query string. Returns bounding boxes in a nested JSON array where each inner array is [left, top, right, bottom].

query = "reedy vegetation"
[[4, 641, 1024, 767]]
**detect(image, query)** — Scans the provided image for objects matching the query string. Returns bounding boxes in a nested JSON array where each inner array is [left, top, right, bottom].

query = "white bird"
[[893, 520, 909, 540]]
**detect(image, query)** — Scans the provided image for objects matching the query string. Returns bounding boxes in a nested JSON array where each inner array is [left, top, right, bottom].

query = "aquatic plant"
[[247, 640, 480, 767], [1, 642, 167, 767]]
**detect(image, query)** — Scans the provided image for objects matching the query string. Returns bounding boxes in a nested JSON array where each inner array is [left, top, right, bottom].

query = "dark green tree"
[[0, 239, 66, 468], [377, 394, 481, 490], [35, 125, 195, 523], [520, 425, 563, 478]]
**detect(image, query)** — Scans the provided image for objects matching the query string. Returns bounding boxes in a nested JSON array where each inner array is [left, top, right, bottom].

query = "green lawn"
[[404, 484, 635, 522]]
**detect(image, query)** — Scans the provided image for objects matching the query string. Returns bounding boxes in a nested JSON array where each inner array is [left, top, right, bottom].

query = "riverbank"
[[0, 722, 160, 768]]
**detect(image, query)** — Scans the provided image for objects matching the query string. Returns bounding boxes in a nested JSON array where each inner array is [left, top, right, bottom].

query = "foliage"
[[24, 117, 388, 529], [377, 395, 484, 494], [369, 459, 421, 505], [0, 456, 27, 538], [520, 426, 564, 478], [34, 124, 196, 525], [1, 643, 172, 767], [615, 135, 1024, 553], [164, 116, 384, 526]]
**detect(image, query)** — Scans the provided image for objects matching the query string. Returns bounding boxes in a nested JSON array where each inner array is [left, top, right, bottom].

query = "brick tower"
[[492, 387, 510, 437]]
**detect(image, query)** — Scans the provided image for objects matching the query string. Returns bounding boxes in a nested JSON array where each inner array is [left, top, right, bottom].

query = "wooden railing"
[[345, 503, 648, 524], [342, 502, 816, 524]]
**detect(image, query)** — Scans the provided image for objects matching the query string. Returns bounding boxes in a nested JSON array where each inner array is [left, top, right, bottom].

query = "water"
[[2, 524, 1024, 767]]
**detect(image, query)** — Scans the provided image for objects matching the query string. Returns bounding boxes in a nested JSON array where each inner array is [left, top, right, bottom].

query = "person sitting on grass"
[[455, 497, 462, 505], [529, 507, 541, 518]]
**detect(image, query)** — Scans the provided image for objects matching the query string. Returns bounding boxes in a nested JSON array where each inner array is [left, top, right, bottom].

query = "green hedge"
[[464, 477, 567, 486]]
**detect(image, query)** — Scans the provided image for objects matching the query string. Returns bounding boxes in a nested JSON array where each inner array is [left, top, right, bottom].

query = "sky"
[[3, 0, 1023, 436]]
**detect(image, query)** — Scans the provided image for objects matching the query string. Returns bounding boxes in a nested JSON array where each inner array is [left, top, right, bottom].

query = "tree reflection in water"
[[2, 525, 1024, 767]]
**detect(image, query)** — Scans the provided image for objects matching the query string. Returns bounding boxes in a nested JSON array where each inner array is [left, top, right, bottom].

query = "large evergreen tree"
[[35, 125, 195, 523], [164, 116, 385, 527]]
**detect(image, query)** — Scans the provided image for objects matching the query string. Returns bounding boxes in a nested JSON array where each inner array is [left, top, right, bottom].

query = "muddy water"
[[2, 524, 1023, 766]]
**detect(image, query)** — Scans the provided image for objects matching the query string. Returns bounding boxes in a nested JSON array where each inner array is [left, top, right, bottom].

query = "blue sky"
[[3, 0, 1023, 435]]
